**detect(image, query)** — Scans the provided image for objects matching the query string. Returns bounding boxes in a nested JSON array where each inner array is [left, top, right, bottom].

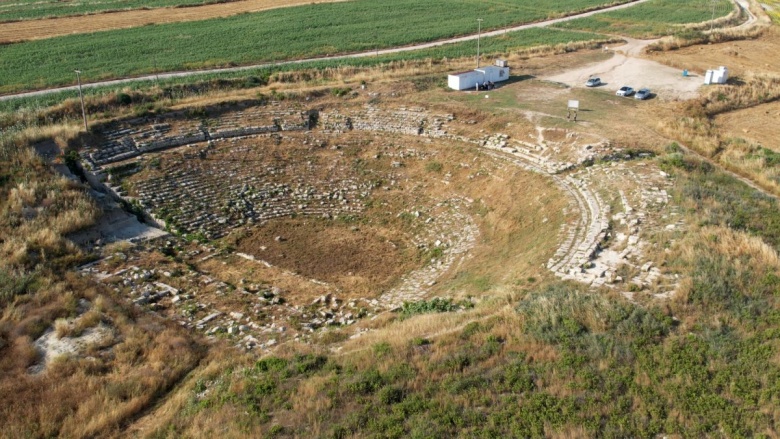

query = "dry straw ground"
[[2, 6, 780, 434], [0, 124, 205, 438]]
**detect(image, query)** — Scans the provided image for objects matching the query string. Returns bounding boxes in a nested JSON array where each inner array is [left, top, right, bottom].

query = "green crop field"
[[553, 0, 735, 37], [0, 0, 625, 94], [765, 0, 780, 22], [0, 0, 226, 23], [0, 27, 610, 113], [0, 0, 629, 22]]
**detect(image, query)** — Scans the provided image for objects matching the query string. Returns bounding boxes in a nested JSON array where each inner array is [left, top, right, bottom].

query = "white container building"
[[448, 60, 510, 91], [704, 66, 728, 85], [448, 70, 482, 91]]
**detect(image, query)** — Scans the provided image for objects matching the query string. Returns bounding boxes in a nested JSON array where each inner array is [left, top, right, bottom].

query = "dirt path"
[[732, 0, 758, 29], [0, 0, 347, 43]]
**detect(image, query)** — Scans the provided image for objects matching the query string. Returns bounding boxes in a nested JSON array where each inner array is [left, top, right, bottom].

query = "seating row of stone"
[[319, 105, 452, 138], [377, 198, 479, 310], [87, 108, 312, 166], [129, 141, 372, 239]]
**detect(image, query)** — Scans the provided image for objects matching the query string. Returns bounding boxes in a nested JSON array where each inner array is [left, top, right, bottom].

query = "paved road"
[[0, 0, 652, 102]]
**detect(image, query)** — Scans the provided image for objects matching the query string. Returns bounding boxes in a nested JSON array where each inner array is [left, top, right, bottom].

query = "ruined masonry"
[[81, 102, 683, 351]]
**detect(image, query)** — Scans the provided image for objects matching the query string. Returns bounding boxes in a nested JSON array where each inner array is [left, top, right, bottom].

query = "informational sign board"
[[568, 100, 580, 110]]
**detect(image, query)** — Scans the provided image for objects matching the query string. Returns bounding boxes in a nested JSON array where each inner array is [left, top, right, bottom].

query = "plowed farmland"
[[0, 0, 347, 43]]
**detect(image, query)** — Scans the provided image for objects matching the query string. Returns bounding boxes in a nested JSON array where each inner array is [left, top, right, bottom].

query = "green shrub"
[[347, 369, 384, 395], [445, 375, 488, 394], [441, 353, 471, 372], [410, 337, 430, 346], [372, 341, 392, 357], [378, 386, 405, 405], [425, 161, 443, 172], [501, 359, 536, 393], [517, 284, 603, 344], [392, 394, 429, 418], [0, 268, 38, 306], [399, 298, 473, 319], [116, 93, 133, 106], [330, 87, 351, 97], [244, 75, 268, 88], [614, 308, 673, 346], [460, 321, 482, 339], [658, 152, 690, 171], [254, 357, 288, 373], [665, 142, 682, 153], [292, 354, 327, 375]]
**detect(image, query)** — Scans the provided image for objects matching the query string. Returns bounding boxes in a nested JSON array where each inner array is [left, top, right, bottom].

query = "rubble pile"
[[80, 242, 387, 352]]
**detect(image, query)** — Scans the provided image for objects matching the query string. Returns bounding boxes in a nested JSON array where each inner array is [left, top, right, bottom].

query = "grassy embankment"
[[134, 150, 780, 437], [659, 73, 780, 195], [0, 0, 627, 94]]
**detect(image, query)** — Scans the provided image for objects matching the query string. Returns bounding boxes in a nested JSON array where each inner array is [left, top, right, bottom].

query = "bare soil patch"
[[544, 38, 702, 101], [646, 26, 780, 77], [0, 0, 345, 43], [715, 100, 780, 151], [235, 218, 413, 290]]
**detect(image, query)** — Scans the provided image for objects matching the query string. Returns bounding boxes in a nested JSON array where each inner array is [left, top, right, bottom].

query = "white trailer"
[[448, 70, 482, 91], [448, 60, 511, 91], [475, 65, 510, 84]]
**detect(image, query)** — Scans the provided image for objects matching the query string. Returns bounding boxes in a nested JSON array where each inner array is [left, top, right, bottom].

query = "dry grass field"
[[3, 5, 780, 435], [0, 124, 205, 438], [715, 99, 780, 151], [647, 22, 780, 195], [646, 26, 780, 77]]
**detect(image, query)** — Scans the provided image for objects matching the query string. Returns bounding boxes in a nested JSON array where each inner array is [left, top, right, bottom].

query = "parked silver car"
[[585, 77, 602, 87], [634, 88, 651, 100], [616, 86, 634, 97]]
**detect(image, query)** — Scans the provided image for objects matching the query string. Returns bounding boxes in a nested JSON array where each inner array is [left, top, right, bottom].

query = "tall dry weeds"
[[1, 124, 100, 270], [671, 225, 780, 323], [658, 73, 780, 193], [648, 0, 772, 52]]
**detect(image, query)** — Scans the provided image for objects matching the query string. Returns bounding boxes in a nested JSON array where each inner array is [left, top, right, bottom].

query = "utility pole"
[[710, 0, 717, 32], [154, 56, 160, 84], [74, 70, 88, 132], [476, 18, 483, 68]]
